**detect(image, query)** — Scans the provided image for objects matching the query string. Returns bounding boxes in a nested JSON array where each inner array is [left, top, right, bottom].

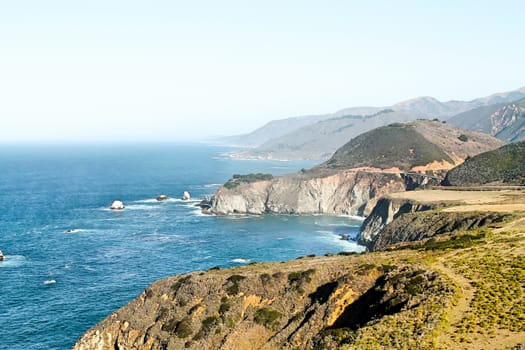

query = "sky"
[[0, 0, 523, 142]]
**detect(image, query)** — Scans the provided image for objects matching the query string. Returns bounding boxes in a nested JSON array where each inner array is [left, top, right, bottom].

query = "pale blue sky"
[[0, 1, 523, 142]]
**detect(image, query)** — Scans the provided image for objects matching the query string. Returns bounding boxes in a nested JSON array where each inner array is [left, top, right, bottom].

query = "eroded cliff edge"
[[211, 169, 436, 216], [73, 254, 454, 350], [73, 190, 525, 349], [210, 121, 502, 216]]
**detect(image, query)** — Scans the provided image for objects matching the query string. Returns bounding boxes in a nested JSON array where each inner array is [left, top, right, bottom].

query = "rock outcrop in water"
[[211, 121, 502, 216]]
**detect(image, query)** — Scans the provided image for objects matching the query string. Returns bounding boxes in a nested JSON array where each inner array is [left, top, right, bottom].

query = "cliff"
[[72, 254, 456, 350], [211, 121, 502, 216], [211, 169, 438, 216], [73, 195, 525, 349], [357, 197, 445, 248], [358, 188, 523, 251]]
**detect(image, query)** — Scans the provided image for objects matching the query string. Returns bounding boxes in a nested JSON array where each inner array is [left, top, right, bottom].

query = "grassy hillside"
[[74, 194, 525, 349], [249, 110, 420, 160], [443, 141, 525, 186], [321, 122, 453, 171]]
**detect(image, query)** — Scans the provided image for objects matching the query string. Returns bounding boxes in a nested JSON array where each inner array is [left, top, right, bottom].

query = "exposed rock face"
[[449, 97, 525, 142], [211, 170, 439, 216], [358, 197, 445, 249], [73, 256, 451, 350], [368, 211, 511, 251], [212, 121, 501, 216]]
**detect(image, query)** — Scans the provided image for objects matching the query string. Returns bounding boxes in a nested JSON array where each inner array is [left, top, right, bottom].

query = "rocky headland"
[[73, 186, 525, 349], [72, 125, 525, 350], [210, 120, 503, 216]]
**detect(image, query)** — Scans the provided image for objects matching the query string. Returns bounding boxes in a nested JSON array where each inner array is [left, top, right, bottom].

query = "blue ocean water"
[[0, 143, 364, 349]]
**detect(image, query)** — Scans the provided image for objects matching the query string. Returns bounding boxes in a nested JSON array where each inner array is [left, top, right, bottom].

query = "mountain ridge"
[[448, 97, 525, 142], [225, 87, 525, 160]]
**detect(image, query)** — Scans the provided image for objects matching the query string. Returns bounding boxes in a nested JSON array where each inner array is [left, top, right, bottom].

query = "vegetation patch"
[[171, 275, 192, 293], [443, 140, 525, 186], [253, 307, 282, 329], [324, 123, 454, 171], [223, 173, 274, 189], [225, 274, 246, 295], [420, 231, 487, 251], [450, 250, 525, 338], [288, 269, 316, 284]]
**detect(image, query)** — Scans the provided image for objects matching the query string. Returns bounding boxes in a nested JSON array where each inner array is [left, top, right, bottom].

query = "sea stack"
[[156, 195, 169, 201], [181, 191, 191, 200], [0, 250, 4, 261], [110, 200, 125, 210]]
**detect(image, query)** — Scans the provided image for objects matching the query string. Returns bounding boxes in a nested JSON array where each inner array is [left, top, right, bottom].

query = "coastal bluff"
[[211, 169, 436, 216], [210, 121, 502, 216], [73, 189, 525, 349]]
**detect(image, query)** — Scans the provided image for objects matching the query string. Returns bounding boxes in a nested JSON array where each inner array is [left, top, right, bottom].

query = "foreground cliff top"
[[74, 191, 525, 349]]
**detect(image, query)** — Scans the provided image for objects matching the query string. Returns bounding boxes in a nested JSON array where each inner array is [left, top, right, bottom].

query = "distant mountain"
[[221, 107, 381, 147], [319, 120, 503, 173], [226, 87, 525, 159], [443, 140, 525, 186], [238, 110, 419, 160], [448, 98, 525, 142]]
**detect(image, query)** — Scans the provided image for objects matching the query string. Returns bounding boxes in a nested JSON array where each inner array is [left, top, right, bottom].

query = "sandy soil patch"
[[388, 189, 525, 206]]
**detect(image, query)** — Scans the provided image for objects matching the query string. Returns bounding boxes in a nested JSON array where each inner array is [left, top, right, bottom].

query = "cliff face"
[[357, 197, 444, 249], [211, 170, 439, 216], [212, 121, 502, 217], [72, 255, 452, 350], [73, 191, 525, 349], [368, 211, 511, 251]]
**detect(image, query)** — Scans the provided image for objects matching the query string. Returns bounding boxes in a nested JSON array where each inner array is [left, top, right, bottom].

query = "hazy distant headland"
[[221, 87, 525, 160]]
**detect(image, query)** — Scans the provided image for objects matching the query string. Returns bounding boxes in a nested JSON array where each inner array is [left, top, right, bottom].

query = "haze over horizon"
[[1, 0, 523, 142]]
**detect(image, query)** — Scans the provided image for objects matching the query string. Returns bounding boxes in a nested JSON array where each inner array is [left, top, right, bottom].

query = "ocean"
[[0, 143, 364, 349]]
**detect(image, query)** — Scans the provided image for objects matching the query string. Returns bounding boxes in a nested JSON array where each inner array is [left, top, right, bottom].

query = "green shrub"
[[175, 318, 193, 338], [288, 269, 316, 284], [225, 274, 246, 295], [219, 301, 231, 314], [458, 134, 469, 142], [260, 273, 271, 284], [224, 173, 274, 189], [254, 307, 282, 328], [171, 275, 192, 292]]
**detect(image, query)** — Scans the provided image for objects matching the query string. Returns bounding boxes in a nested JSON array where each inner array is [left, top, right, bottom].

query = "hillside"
[[449, 97, 525, 142], [240, 110, 420, 160], [320, 120, 503, 173], [210, 121, 503, 216], [226, 87, 525, 159], [443, 141, 525, 186], [222, 107, 381, 148], [73, 191, 525, 349]]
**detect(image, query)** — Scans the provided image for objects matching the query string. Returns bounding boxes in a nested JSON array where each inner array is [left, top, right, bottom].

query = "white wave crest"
[[231, 258, 251, 264], [0, 255, 26, 268], [43, 279, 56, 285]]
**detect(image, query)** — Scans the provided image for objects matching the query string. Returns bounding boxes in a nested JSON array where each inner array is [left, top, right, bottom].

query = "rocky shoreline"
[[209, 169, 439, 217]]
